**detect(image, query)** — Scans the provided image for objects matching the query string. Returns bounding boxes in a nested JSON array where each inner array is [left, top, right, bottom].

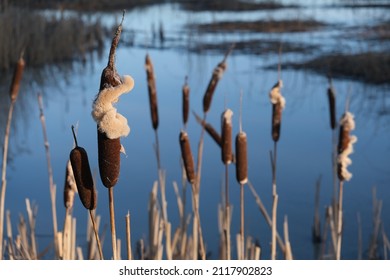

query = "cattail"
[[69, 127, 97, 210], [92, 13, 134, 189], [221, 109, 233, 165], [235, 132, 248, 185], [202, 45, 233, 113], [327, 79, 336, 130], [337, 111, 357, 181], [182, 76, 190, 127], [269, 80, 285, 142], [145, 54, 159, 130], [63, 160, 77, 210], [179, 131, 195, 184], [193, 111, 222, 147], [9, 53, 25, 102]]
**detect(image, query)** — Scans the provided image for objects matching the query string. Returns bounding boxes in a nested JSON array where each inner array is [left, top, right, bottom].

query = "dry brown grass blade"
[[126, 212, 132, 260]]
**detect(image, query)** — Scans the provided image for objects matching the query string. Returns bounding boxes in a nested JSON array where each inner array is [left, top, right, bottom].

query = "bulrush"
[[145, 54, 159, 130], [179, 131, 196, 184], [221, 109, 233, 165], [193, 111, 222, 147], [337, 112, 357, 181], [202, 45, 233, 114], [235, 132, 248, 185], [69, 127, 96, 211], [269, 80, 285, 142], [327, 79, 337, 130], [182, 77, 190, 128], [9, 54, 25, 102]]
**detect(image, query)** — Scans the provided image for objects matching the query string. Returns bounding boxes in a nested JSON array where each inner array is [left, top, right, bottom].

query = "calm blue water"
[[1, 1, 390, 260]]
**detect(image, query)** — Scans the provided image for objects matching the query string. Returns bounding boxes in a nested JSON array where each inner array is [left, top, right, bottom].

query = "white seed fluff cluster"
[[338, 112, 357, 181], [269, 80, 286, 109], [92, 75, 134, 139]]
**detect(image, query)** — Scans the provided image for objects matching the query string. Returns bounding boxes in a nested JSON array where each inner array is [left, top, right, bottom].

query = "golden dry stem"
[[70, 146, 97, 210], [98, 130, 121, 188], [179, 131, 196, 184], [63, 160, 76, 210], [145, 54, 159, 130], [221, 109, 233, 165], [9, 55, 25, 102], [235, 132, 248, 185]]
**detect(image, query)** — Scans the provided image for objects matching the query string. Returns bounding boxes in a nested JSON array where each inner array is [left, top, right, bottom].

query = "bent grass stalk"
[[0, 53, 25, 260]]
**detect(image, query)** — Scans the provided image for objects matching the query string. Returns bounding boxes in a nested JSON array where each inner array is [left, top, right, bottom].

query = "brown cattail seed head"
[[179, 131, 196, 184], [9, 55, 25, 102], [145, 54, 159, 130], [235, 132, 248, 185], [182, 79, 190, 126], [70, 147, 97, 210], [221, 109, 233, 165], [337, 112, 357, 181], [269, 80, 285, 142], [203, 60, 227, 113], [193, 112, 222, 147], [98, 130, 121, 188], [64, 160, 77, 209], [327, 85, 336, 130]]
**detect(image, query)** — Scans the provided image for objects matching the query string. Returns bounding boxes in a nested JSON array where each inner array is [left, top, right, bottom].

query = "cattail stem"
[[89, 210, 103, 260], [225, 164, 231, 260], [126, 212, 132, 260], [336, 181, 344, 260], [38, 93, 59, 258], [240, 183, 245, 260], [190, 183, 206, 260], [108, 187, 118, 259]]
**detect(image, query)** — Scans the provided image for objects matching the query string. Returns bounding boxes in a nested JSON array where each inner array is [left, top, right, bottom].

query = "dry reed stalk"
[[182, 76, 190, 128], [247, 180, 286, 253], [145, 54, 159, 130], [271, 193, 278, 260], [193, 111, 222, 147], [0, 53, 25, 260], [126, 212, 132, 260], [25, 199, 37, 259], [283, 216, 293, 260], [37, 93, 59, 258]]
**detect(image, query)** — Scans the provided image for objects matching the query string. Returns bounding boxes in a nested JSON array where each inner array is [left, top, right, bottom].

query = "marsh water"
[[1, 1, 390, 259]]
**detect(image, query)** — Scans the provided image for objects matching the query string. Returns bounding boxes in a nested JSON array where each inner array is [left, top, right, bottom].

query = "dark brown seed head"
[[9, 55, 25, 102], [235, 132, 248, 185], [98, 130, 121, 188], [221, 109, 233, 165], [182, 78, 190, 127], [272, 103, 282, 142], [70, 147, 97, 210], [327, 86, 336, 130], [193, 111, 222, 147], [202, 60, 227, 113], [145, 54, 159, 130], [179, 131, 196, 184]]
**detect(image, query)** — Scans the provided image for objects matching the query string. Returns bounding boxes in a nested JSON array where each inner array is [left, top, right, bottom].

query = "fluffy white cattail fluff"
[[269, 79, 286, 109], [337, 112, 357, 181], [92, 75, 134, 139]]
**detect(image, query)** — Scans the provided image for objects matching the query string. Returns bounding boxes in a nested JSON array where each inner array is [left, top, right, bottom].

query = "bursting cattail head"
[[337, 111, 357, 181], [69, 127, 97, 210], [221, 109, 233, 165], [64, 160, 77, 210], [145, 53, 159, 130], [269, 80, 285, 142], [179, 131, 196, 184], [182, 77, 190, 127], [9, 54, 25, 102], [235, 132, 248, 185], [327, 79, 336, 130]]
